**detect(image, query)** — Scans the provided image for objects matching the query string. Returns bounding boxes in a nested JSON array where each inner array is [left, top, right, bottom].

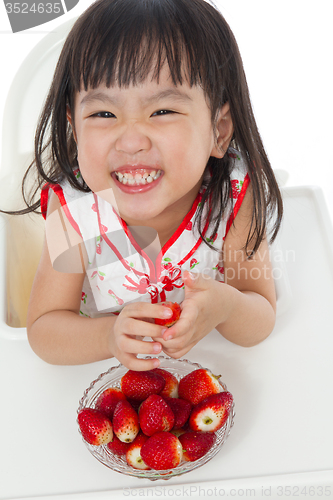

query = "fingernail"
[[161, 328, 168, 335], [153, 343, 161, 353], [153, 358, 160, 368], [165, 334, 173, 341], [163, 308, 173, 318]]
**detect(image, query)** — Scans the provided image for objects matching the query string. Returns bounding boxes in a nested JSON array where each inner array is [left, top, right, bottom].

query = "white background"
[[1, 0, 333, 220]]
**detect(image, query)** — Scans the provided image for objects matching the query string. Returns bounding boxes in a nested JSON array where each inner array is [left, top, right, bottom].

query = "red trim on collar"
[[108, 190, 203, 282], [40, 183, 82, 237], [225, 174, 251, 237], [161, 192, 202, 256], [41, 183, 50, 220], [155, 191, 203, 278], [114, 211, 157, 282]]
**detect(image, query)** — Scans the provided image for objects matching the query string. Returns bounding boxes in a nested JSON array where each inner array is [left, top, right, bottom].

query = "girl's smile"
[[112, 166, 163, 193], [69, 63, 226, 237]]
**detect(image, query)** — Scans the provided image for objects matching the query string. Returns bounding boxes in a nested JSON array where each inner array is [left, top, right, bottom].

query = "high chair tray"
[[0, 185, 332, 500]]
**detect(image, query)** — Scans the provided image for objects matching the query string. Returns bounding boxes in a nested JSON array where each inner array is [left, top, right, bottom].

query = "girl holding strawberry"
[[6, 0, 282, 369]]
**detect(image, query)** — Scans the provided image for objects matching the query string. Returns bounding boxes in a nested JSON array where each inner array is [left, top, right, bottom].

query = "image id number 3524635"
[[5, 2, 61, 13], [276, 485, 332, 496]]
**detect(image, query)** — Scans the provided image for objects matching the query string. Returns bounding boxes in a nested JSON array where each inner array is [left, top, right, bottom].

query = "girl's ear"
[[211, 102, 234, 158], [66, 105, 77, 143]]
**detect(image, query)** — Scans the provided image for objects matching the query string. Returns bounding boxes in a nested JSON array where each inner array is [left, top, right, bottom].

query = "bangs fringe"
[[67, 0, 225, 109]]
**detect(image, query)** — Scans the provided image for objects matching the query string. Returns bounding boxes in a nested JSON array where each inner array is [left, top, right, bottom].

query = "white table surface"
[[1, 185, 333, 500]]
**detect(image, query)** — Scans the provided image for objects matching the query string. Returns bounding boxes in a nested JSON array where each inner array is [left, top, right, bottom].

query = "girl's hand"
[[109, 302, 173, 371], [157, 271, 229, 359]]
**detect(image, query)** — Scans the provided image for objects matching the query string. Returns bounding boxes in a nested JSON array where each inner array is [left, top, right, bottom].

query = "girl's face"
[[69, 63, 231, 235]]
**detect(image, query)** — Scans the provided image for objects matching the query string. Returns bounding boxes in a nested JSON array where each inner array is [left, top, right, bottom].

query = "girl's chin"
[[116, 197, 168, 226], [118, 206, 162, 225]]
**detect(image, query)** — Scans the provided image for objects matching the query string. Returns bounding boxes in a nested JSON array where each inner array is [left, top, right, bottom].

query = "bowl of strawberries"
[[77, 356, 235, 480]]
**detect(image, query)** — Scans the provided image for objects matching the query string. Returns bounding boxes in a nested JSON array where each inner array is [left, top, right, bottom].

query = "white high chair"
[[0, 17, 332, 337], [0, 19, 76, 335]]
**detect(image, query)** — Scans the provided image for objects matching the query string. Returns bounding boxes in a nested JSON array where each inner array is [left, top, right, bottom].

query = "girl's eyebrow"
[[79, 88, 193, 108]]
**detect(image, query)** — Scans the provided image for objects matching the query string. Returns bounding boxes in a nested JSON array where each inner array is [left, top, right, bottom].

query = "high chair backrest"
[[0, 18, 76, 327]]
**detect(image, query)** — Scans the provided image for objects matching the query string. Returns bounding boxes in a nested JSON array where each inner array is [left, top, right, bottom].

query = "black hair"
[[4, 0, 282, 255]]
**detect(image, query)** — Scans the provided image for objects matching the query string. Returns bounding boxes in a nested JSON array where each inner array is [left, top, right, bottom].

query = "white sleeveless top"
[[41, 148, 249, 318]]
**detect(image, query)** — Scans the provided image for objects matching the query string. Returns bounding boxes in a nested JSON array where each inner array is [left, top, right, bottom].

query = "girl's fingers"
[[118, 335, 162, 357], [118, 315, 168, 339], [161, 301, 197, 341], [122, 302, 174, 321], [120, 352, 161, 371], [161, 316, 192, 342]]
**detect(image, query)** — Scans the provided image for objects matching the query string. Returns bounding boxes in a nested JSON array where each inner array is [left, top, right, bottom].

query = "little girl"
[[16, 0, 282, 369]]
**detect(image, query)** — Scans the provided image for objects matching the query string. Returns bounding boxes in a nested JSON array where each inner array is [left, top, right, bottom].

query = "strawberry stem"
[[203, 417, 213, 425]]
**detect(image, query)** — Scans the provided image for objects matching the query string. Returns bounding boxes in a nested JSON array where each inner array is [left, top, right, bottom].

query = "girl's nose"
[[115, 123, 152, 155]]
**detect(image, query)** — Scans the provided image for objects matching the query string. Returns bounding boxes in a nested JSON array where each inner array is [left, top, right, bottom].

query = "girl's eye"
[[152, 109, 175, 116], [92, 111, 115, 118]]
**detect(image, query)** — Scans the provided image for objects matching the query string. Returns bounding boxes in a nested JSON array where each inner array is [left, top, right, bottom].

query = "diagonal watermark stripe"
[[3, 0, 79, 33], [45, 187, 164, 312]]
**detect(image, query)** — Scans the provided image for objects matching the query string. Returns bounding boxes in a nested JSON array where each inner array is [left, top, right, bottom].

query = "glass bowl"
[[77, 356, 235, 480]]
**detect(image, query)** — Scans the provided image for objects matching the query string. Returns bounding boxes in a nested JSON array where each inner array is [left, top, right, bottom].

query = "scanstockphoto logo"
[[4, 0, 79, 32]]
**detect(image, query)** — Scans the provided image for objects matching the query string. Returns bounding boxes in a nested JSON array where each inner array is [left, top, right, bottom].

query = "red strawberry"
[[189, 391, 233, 433], [77, 408, 113, 446], [140, 432, 183, 470], [155, 301, 181, 327], [94, 387, 126, 420], [112, 400, 139, 443], [179, 431, 216, 461], [139, 394, 175, 436], [152, 368, 179, 398], [178, 368, 221, 405], [107, 435, 131, 456], [163, 397, 192, 430], [121, 370, 165, 402], [126, 432, 150, 470]]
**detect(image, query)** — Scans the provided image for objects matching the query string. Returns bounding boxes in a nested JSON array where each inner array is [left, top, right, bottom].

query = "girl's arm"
[[26, 191, 169, 369], [215, 184, 276, 346], [158, 186, 277, 356]]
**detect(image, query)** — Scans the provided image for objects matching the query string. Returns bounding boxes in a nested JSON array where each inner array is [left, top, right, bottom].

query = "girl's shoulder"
[[41, 169, 91, 219], [41, 171, 99, 243]]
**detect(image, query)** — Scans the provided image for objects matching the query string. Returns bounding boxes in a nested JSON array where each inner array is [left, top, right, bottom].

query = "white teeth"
[[115, 170, 162, 186]]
